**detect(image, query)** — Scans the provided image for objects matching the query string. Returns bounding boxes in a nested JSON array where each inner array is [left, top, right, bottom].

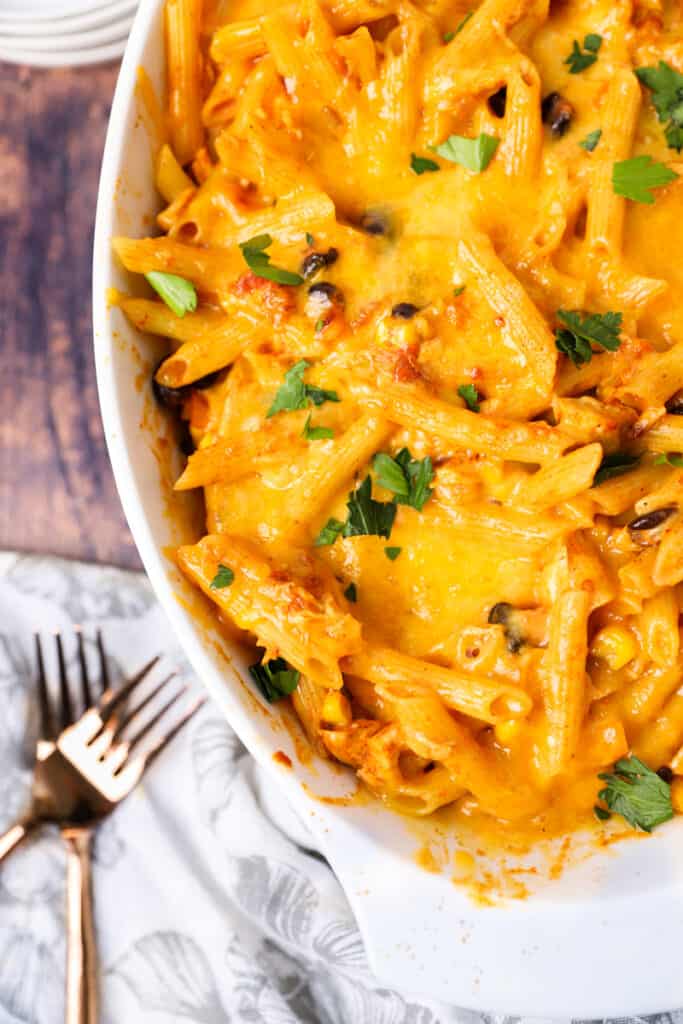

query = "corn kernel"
[[671, 777, 683, 814], [321, 691, 352, 728], [590, 625, 638, 670], [494, 718, 523, 745]]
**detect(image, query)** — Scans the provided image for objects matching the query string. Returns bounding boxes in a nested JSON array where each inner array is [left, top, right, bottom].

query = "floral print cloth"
[[0, 551, 676, 1024]]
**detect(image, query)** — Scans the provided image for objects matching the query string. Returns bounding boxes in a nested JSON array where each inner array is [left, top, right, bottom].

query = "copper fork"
[[0, 632, 205, 1024]]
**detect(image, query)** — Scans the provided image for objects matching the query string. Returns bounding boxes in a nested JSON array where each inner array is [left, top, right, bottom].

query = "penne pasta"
[[116, 0, 683, 836], [165, 0, 204, 165]]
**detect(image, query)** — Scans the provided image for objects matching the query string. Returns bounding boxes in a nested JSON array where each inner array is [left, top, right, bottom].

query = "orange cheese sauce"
[[116, 0, 683, 851]]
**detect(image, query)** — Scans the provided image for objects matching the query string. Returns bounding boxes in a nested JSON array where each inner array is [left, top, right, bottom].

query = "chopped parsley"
[[305, 231, 315, 245], [302, 414, 333, 441], [240, 234, 304, 286], [554, 309, 622, 365], [316, 518, 346, 546], [596, 756, 673, 832], [314, 318, 325, 333], [145, 271, 197, 317], [654, 452, 683, 467], [564, 34, 602, 74], [453, 285, 466, 297], [209, 564, 234, 589], [458, 383, 481, 412], [454, 10, 472, 35], [443, 29, 455, 43], [372, 448, 434, 512], [344, 582, 357, 602], [249, 657, 300, 703], [431, 133, 499, 172], [411, 153, 440, 175], [267, 360, 340, 417], [593, 452, 640, 486], [635, 61, 683, 151], [612, 155, 678, 204], [315, 476, 397, 546], [385, 546, 402, 561], [579, 128, 602, 152]]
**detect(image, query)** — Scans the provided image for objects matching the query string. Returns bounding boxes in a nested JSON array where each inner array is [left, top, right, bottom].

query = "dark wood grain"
[[0, 62, 141, 570]]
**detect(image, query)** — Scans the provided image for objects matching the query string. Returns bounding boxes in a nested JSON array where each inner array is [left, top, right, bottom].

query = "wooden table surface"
[[0, 62, 141, 570]]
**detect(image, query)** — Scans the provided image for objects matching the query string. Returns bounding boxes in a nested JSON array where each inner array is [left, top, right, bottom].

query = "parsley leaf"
[[554, 309, 623, 365], [431, 133, 499, 172], [593, 452, 640, 486], [345, 476, 397, 538], [315, 518, 346, 546], [454, 10, 472, 35], [594, 805, 612, 822], [315, 476, 397, 546], [565, 34, 602, 74], [597, 755, 673, 832], [579, 128, 602, 151], [210, 564, 234, 589], [612, 155, 679, 204], [385, 546, 402, 560], [635, 61, 683, 152], [267, 360, 340, 417], [302, 414, 334, 441], [249, 657, 300, 703], [373, 448, 434, 511], [453, 284, 466, 297], [443, 30, 455, 43], [654, 452, 683, 467], [145, 271, 197, 317], [458, 383, 481, 412], [344, 582, 357, 602], [373, 453, 409, 497], [411, 153, 440, 175], [305, 231, 315, 245], [240, 233, 304, 286]]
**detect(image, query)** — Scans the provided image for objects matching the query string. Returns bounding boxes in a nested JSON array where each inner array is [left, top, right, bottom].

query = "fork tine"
[[55, 633, 74, 729], [77, 631, 93, 709], [99, 655, 160, 723], [96, 629, 110, 695], [35, 634, 56, 740], [111, 673, 177, 742], [130, 695, 207, 774], [125, 685, 189, 752]]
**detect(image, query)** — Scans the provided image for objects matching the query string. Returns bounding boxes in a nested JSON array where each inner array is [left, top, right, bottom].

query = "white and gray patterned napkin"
[[0, 551, 676, 1024]]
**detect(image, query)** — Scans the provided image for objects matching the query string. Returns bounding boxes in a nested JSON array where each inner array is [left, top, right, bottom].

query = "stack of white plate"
[[0, 0, 138, 68]]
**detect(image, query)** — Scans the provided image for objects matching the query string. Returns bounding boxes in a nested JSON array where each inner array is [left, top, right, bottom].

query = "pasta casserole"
[[114, 0, 683, 834]]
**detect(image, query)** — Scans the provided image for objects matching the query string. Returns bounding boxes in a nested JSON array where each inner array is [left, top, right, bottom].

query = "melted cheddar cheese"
[[115, 0, 683, 833]]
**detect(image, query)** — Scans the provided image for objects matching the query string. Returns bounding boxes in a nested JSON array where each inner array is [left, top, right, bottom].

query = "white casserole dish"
[[93, 1, 683, 1013]]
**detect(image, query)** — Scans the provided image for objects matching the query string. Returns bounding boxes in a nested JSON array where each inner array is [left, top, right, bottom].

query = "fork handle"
[[64, 828, 98, 1024], [0, 819, 37, 863]]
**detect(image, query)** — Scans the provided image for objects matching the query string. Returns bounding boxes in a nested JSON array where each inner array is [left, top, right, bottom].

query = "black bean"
[[178, 421, 196, 456], [488, 602, 513, 625], [628, 507, 676, 531], [301, 247, 339, 279], [152, 376, 188, 411], [360, 210, 393, 236], [488, 86, 507, 118], [391, 302, 419, 319], [666, 392, 683, 415], [541, 92, 574, 137], [657, 765, 674, 784], [488, 602, 524, 653], [308, 281, 344, 306]]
